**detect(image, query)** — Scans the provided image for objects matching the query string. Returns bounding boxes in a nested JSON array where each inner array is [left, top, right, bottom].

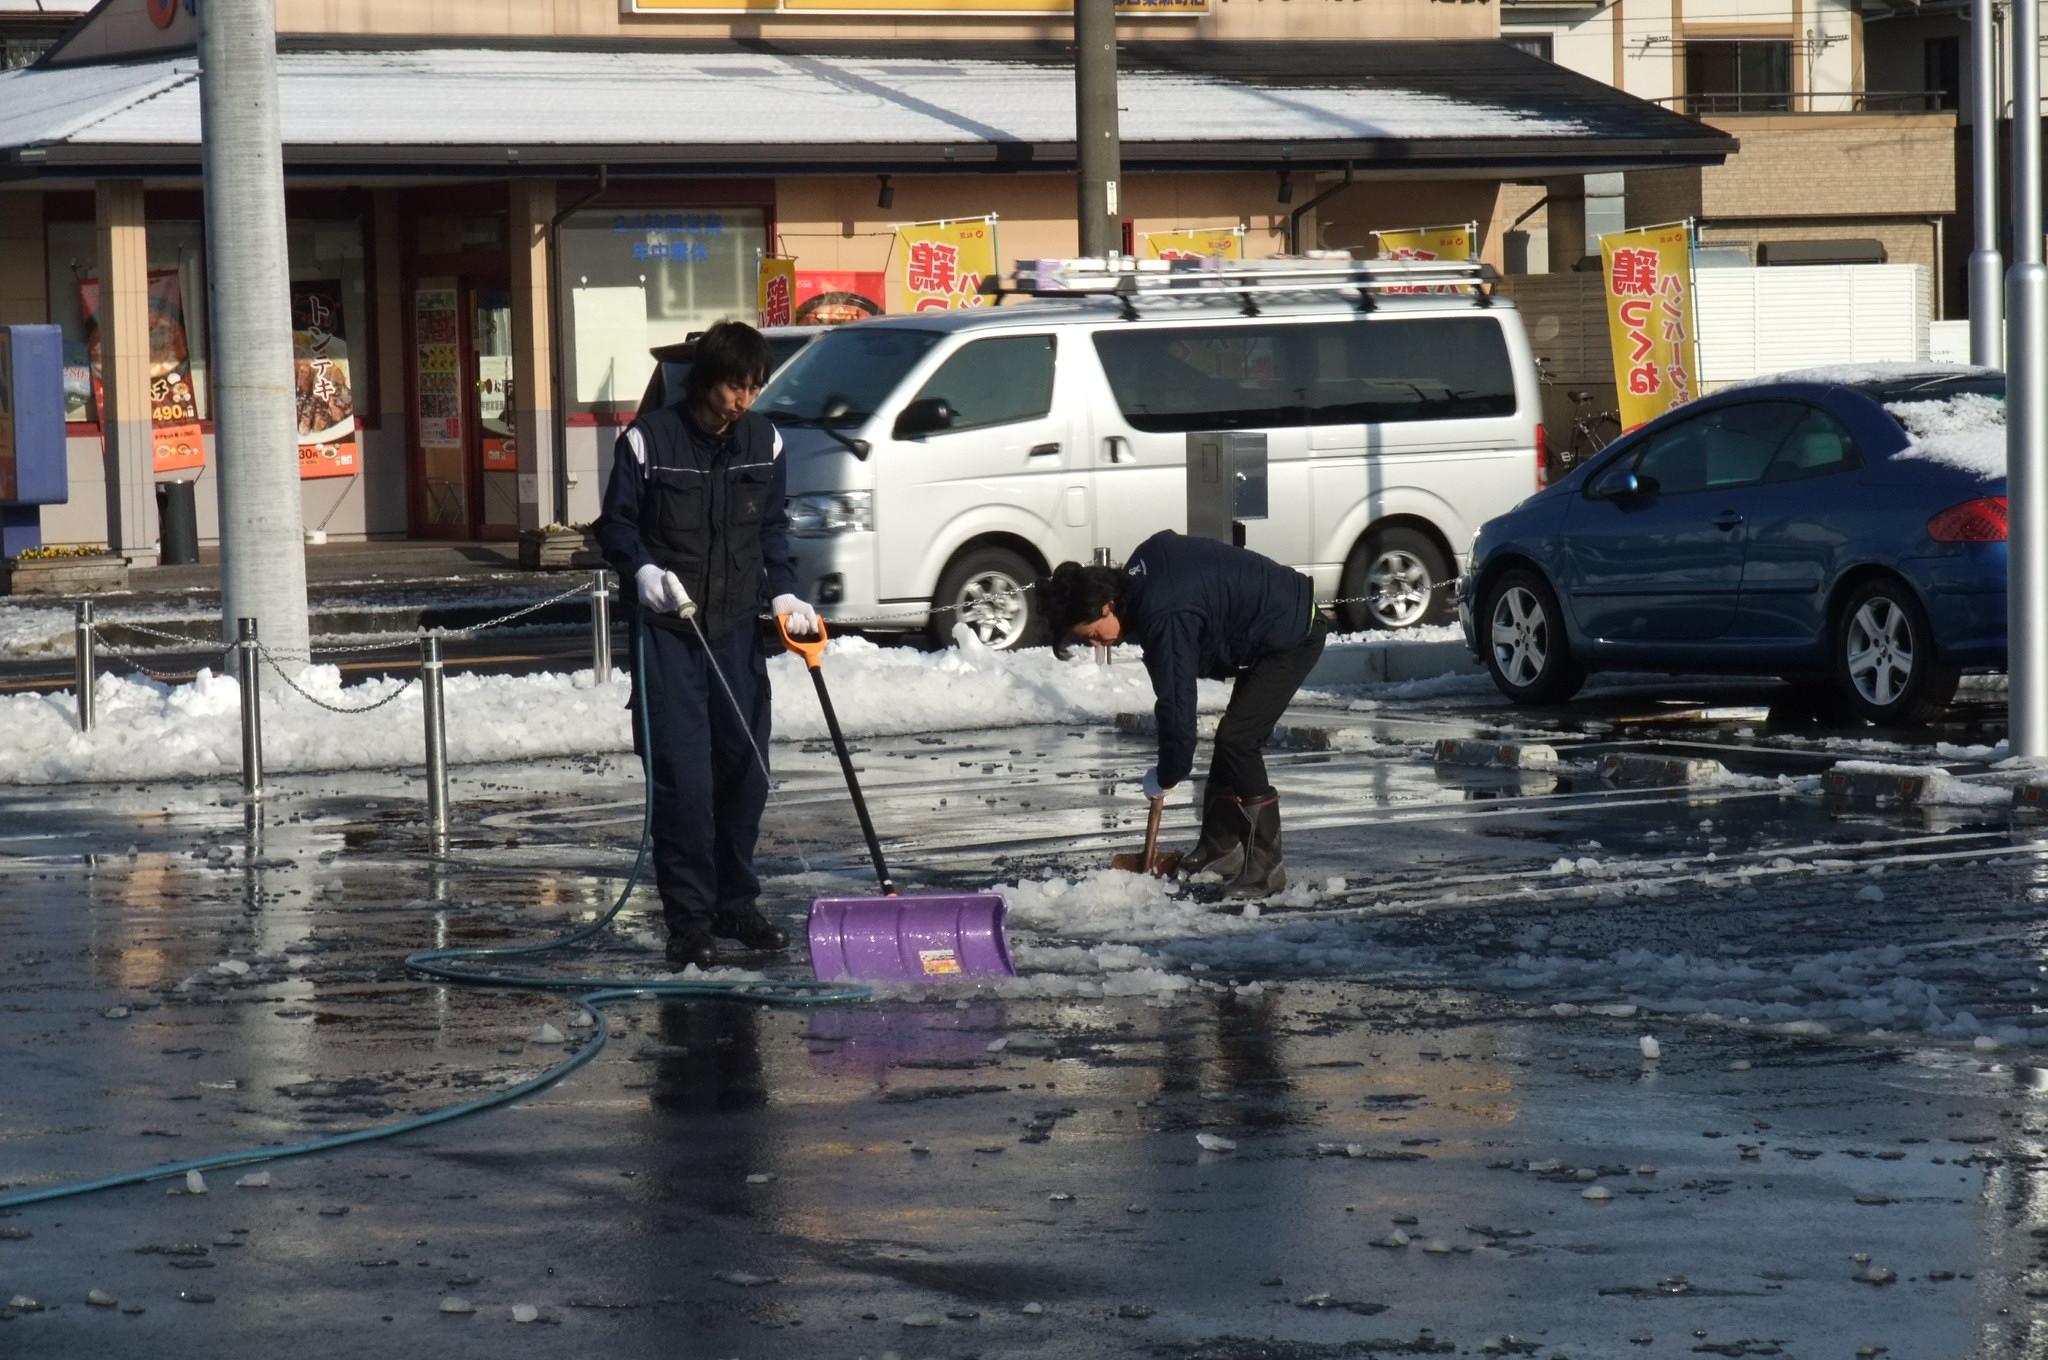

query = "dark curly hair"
[[1036, 561, 1127, 659], [684, 320, 776, 405]]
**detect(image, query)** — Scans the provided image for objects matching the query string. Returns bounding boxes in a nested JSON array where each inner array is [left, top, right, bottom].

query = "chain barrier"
[[257, 645, 420, 716], [107, 617, 236, 651], [89, 635, 233, 685]]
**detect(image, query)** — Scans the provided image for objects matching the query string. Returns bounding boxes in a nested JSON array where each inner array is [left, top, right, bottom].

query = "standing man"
[[1040, 531, 1327, 896], [596, 321, 817, 969]]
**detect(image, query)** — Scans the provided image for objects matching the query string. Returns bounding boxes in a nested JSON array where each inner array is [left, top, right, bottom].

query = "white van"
[[758, 258, 1543, 648]]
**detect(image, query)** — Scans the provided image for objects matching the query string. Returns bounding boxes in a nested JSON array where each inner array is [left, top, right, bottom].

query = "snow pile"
[[1830, 759, 2011, 807], [0, 603, 70, 657], [1002, 868, 1251, 943], [1886, 392, 2006, 480], [0, 634, 1233, 785]]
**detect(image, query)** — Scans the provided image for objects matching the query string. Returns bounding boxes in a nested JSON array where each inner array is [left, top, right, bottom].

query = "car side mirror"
[[894, 397, 956, 440], [1592, 467, 1649, 501]]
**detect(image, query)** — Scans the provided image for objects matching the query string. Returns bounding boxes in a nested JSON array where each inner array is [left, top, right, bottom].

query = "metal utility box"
[[1185, 431, 1267, 547], [0, 325, 69, 558]]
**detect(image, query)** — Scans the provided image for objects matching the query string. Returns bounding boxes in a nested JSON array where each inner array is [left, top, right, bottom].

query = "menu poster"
[[414, 287, 462, 449], [293, 282, 358, 479], [78, 271, 206, 474]]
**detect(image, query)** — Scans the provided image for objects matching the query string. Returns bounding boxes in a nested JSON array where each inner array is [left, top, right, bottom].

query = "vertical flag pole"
[[2008, 0, 2047, 758]]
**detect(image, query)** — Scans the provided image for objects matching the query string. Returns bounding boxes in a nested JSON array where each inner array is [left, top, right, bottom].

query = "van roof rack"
[[1011, 254, 1498, 319]]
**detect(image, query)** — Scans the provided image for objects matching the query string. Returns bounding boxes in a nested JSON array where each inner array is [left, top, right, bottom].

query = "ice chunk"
[[1638, 1036, 1661, 1060], [1853, 1265, 1897, 1285], [1582, 1185, 1614, 1201], [325, 878, 345, 897], [902, 1311, 940, 1327], [713, 1271, 777, 1287], [104, 1006, 130, 1019], [1022, 1301, 1045, 1314], [1419, 1238, 1453, 1253], [745, 1172, 775, 1184], [512, 1303, 539, 1323], [234, 1171, 270, 1188], [1856, 885, 1885, 904], [185, 1170, 207, 1195], [1196, 1132, 1237, 1152], [1974, 1035, 2002, 1052], [439, 1296, 476, 1314], [86, 1289, 117, 1307], [527, 1023, 566, 1045]]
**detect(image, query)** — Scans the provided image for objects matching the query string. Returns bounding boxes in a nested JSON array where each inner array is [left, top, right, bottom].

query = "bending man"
[[1042, 531, 1327, 896], [596, 321, 817, 969]]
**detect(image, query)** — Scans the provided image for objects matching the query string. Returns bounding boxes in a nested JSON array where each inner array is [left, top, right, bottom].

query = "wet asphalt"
[[3, 676, 2048, 1359]]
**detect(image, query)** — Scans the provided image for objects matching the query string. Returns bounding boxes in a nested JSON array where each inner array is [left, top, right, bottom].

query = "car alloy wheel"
[[1843, 595, 1917, 710], [1490, 584, 1550, 688], [1831, 578, 1958, 725]]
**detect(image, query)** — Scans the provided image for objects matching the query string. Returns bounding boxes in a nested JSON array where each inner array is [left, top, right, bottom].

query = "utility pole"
[[1075, 0, 1122, 259], [1971, 0, 2004, 367], [200, 0, 311, 672], [2008, 0, 2046, 756]]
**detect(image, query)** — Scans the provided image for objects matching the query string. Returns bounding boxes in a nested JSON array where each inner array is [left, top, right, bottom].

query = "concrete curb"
[[1306, 638, 1481, 687]]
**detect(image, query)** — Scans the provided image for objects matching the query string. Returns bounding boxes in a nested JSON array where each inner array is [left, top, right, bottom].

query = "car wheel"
[[1481, 568, 1586, 704], [929, 547, 1042, 651], [1832, 578, 1958, 725], [1339, 527, 1453, 632]]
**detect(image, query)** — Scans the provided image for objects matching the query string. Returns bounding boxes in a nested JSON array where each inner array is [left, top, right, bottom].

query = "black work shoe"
[[1225, 795, 1286, 899], [664, 929, 716, 971], [713, 904, 790, 952], [1181, 783, 1246, 878]]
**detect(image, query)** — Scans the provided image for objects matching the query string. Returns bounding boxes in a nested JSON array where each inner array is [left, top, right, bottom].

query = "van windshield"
[[757, 328, 943, 425]]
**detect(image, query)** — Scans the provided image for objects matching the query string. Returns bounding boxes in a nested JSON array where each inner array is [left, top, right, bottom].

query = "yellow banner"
[[1600, 224, 1700, 432], [757, 256, 798, 328], [895, 218, 999, 313], [631, 0, 1208, 11], [1373, 224, 1475, 294], [1143, 228, 1243, 261]]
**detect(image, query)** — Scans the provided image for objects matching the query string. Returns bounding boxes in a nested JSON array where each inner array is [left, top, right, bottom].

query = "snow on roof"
[[0, 46, 1593, 153], [1886, 391, 2006, 481], [1724, 361, 2001, 391]]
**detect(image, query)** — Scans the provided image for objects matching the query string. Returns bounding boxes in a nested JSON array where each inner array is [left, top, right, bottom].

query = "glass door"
[[474, 286, 518, 537], [411, 276, 468, 536]]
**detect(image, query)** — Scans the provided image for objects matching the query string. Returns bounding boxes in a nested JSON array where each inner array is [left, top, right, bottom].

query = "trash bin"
[[155, 479, 199, 566]]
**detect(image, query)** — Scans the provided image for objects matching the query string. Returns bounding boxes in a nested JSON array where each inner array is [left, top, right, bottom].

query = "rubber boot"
[[665, 921, 717, 970], [1225, 796, 1286, 898], [713, 902, 790, 952], [1181, 784, 1246, 878]]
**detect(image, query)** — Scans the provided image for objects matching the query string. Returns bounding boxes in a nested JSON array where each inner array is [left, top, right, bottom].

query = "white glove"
[[634, 564, 696, 618], [1142, 767, 1174, 801], [773, 593, 820, 637]]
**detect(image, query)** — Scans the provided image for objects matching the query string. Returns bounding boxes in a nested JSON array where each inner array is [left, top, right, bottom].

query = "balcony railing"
[[1657, 90, 1952, 115]]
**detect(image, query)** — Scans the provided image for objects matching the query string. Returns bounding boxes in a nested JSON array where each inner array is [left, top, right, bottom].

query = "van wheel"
[[1338, 528, 1452, 632], [1481, 567, 1585, 704], [930, 547, 1042, 651], [1832, 578, 1958, 725]]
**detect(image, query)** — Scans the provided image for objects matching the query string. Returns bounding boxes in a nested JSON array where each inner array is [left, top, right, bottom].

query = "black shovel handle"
[[805, 656, 896, 897]]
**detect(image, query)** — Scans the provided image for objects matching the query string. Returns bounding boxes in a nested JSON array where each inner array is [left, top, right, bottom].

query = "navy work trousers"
[[633, 617, 771, 934]]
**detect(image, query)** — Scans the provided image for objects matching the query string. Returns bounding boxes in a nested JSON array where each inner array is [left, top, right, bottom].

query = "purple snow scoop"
[[777, 616, 1017, 983], [809, 894, 1015, 982]]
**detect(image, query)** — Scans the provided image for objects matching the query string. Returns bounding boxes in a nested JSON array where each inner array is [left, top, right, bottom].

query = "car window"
[[911, 335, 1056, 433], [758, 327, 942, 424], [1763, 406, 1860, 482], [1622, 401, 1809, 497], [1093, 324, 1304, 432]]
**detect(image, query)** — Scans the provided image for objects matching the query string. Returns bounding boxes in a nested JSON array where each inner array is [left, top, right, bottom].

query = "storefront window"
[[561, 207, 766, 416], [43, 214, 371, 427]]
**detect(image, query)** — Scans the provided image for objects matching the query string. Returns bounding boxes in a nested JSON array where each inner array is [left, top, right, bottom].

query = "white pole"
[[1973, 0, 2006, 366], [200, 0, 310, 672], [2008, 0, 2048, 757]]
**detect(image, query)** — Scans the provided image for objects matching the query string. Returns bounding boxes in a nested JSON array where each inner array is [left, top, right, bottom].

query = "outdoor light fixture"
[[1276, 171, 1294, 205], [877, 174, 895, 210]]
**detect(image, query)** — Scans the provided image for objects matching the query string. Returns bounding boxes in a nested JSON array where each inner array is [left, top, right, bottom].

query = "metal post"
[[236, 617, 264, 802], [1973, 0, 2006, 365], [1092, 546, 1113, 665], [1074, 0, 1122, 259], [73, 601, 96, 733], [2008, 0, 2048, 757], [421, 632, 450, 843], [589, 569, 612, 679], [201, 0, 311, 671]]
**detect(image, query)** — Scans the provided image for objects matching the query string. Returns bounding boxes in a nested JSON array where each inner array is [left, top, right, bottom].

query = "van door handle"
[[1713, 511, 1745, 531], [1102, 437, 1131, 464], [1029, 442, 1061, 458]]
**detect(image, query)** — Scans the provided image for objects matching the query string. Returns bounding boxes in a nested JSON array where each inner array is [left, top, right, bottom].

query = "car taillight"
[[1534, 422, 1548, 489], [1927, 496, 2008, 543]]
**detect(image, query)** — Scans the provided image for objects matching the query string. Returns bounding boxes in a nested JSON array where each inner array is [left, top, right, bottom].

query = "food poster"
[[1142, 228, 1244, 261], [792, 270, 887, 324], [1371, 224, 1477, 294], [292, 283, 358, 480], [413, 285, 466, 525], [758, 256, 798, 328], [78, 271, 206, 473], [1599, 224, 1700, 432], [894, 218, 998, 313]]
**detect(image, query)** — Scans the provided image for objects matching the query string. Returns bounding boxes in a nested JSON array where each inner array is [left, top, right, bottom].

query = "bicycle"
[[1564, 389, 1623, 468]]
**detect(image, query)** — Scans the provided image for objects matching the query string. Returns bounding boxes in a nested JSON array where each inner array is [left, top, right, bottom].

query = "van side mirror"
[[894, 397, 956, 439]]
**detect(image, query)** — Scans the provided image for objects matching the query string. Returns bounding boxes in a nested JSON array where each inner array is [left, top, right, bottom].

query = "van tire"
[[929, 547, 1043, 651], [1338, 527, 1452, 632]]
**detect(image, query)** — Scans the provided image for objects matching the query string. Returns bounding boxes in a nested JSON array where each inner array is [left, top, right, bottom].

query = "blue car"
[[1457, 368, 2007, 724]]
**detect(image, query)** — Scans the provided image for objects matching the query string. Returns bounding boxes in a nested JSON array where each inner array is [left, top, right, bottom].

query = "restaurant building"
[[0, 0, 1732, 560]]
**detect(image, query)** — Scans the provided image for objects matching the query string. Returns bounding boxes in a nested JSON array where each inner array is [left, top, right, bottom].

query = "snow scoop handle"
[[1141, 797, 1164, 875], [776, 613, 829, 668]]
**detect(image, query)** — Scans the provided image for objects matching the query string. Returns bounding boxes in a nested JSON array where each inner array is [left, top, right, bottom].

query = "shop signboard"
[[793, 271, 887, 324], [758, 256, 798, 328], [292, 282, 358, 480], [1599, 223, 1700, 432], [629, 0, 1206, 12], [1143, 228, 1243, 261], [895, 218, 998, 313], [78, 271, 206, 474], [1371, 223, 1477, 294]]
